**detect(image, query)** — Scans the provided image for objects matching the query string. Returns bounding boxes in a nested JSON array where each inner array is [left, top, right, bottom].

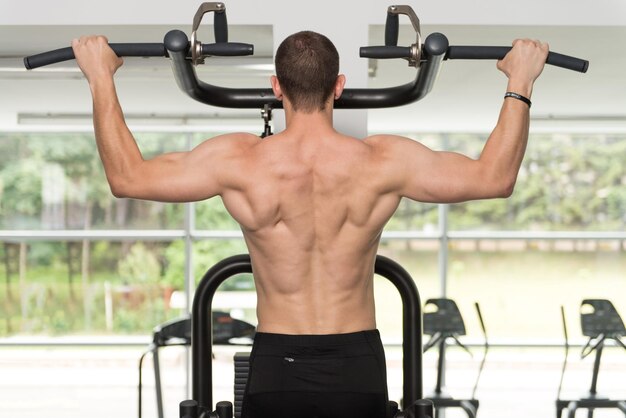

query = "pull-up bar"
[[24, 2, 588, 110]]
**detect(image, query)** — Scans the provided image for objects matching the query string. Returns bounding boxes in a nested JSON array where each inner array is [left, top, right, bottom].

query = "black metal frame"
[[422, 299, 488, 418], [183, 254, 430, 418], [163, 29, 449, 110], [139, 316, 191, 418], [557, 300, 626, 418]]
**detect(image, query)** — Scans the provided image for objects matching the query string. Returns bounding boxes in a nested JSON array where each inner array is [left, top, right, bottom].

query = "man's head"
[[272, 31, 344, 113]]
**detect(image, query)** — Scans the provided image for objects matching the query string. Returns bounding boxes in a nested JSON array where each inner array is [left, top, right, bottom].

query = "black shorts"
[[241, 330, 390, 418]]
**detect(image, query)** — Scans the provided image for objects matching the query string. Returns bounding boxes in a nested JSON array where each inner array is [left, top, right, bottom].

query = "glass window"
[[447, 240, 626, 340], [377, 240, 441, 339], [0, 240, 181, 337], [0, 132, 188, 230], [447, 133, 626, 231], [195, 197, 241, 230]]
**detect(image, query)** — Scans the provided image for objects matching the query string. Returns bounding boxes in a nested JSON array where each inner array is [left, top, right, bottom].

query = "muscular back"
[[220, 131, 402, 334]]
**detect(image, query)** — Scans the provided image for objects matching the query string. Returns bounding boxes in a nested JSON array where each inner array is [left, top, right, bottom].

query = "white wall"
[[3, 0, 626, 25], [2, 0, 626, 134]]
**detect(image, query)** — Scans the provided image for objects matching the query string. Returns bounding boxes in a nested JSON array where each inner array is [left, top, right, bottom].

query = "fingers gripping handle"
[[23, 36, 252, 70], [24, 43, 167, 70], [361, 42, 588, 73]]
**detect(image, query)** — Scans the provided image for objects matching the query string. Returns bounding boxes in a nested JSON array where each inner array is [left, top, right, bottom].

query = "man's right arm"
[[72, 35, 257, 203], [369, 39, 549, 204]]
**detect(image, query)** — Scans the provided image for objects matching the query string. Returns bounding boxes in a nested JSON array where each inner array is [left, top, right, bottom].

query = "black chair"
[[139, 311, 255, 418], [423, 299, 488, 418], [556, 299, 626, 418], [179, 254, 435, 418]]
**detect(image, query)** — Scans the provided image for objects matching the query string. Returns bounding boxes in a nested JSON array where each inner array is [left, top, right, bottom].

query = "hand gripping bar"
[[361, 35, 589, 73], [23, 41, 253, 70]]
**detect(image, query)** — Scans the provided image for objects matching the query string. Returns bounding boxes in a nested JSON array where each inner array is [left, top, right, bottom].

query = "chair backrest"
[[423, 298, 466, 336], [581, 299, 626, 338]]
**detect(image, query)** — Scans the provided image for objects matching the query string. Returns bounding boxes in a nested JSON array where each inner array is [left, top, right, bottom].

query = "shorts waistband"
[[253, 329, 381, 346]]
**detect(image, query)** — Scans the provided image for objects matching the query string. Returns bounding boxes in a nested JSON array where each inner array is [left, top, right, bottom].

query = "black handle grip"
[[445, 46, 589, 73], [360, 46, 411, 59], [385, 12, 399, 46], [214, 10, 228, 43], [202, 42, 253, 57], [24, 43, 166, 70]]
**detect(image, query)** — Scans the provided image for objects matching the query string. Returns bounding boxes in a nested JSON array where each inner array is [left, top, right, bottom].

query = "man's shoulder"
[[362, 134, 410, 155], [217, 132, 262, 144], [203, 132, 261, 153], [363, 134, 410, 145]]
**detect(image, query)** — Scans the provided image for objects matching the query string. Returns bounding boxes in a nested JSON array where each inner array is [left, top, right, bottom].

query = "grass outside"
[[1, 245, 625, 340], [375, 244, 626, 341]]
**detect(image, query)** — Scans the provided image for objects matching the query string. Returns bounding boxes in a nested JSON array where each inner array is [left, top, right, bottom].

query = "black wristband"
[[504, 92, 532, 108]]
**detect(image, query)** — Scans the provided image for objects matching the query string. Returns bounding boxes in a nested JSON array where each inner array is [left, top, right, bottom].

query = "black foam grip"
[[445, 46, 588, 73], [360, 46, 411, 59], [385, 12, 399, 47], [201, 42, 253, 57], [214, 11, 228, 43], [547, 51, 589, 73], [24, 43, 166, 69]]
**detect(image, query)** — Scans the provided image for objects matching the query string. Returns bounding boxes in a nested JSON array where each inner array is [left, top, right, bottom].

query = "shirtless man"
[[72, 31, 548, 418]]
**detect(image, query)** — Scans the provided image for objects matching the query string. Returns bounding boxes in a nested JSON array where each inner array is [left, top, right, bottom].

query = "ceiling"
[[0, 22, 625, 133]]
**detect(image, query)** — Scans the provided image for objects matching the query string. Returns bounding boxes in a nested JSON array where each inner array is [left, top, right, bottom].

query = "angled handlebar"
[[163, 30, 448, 110]]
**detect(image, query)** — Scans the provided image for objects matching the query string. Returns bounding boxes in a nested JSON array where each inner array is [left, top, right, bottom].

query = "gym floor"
[[1, 343, 625, 418]]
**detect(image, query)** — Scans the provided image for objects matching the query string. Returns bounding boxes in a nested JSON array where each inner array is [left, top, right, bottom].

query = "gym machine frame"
[[179, 254, 430, 418], [422, 299, 489, 418], [557, 300, 626, 418]]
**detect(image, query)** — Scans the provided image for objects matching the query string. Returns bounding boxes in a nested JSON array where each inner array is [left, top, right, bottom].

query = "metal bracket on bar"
[[388, 5, 422, 67], [261, 104, 273, 138], [191, 2, 226, 65]]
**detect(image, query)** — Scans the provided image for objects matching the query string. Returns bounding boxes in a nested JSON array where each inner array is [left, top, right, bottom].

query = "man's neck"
[[283, 106, 336, 136]]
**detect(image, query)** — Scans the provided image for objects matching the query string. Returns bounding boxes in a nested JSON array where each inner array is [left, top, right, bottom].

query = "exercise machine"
[[21, 4, 590, 416], [24, 2, 588, 136], [178, 254, 432, 418], [423, 299, 488, 418], [556, 300, 626, 418], [138, 312, 255, 418]]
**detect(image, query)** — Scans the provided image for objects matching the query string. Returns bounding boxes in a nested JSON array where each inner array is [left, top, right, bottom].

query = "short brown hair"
[[275, 31, 340, 113]]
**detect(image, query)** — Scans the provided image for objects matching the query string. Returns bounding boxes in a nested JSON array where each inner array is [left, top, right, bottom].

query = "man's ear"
[[334, 74, 346, 99], [270, 75, 283, 101]]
